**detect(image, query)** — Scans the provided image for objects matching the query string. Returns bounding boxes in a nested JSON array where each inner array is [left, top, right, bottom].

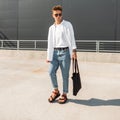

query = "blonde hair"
[[52, 5, 62, 12]]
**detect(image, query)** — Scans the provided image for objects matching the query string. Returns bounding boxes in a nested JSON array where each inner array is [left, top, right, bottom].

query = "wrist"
[[72, 49, 77, 52]]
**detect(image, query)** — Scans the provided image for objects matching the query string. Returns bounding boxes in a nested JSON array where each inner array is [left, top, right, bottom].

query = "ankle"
[[54, 89, 59, 93], [62, 93, 67, 96]]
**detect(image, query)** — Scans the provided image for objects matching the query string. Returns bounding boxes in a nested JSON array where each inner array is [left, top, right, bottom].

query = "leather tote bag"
[[71, 59, 82, 96]]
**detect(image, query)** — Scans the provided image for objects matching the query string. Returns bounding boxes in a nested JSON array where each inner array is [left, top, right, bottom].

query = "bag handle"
[[72, 59, 79, 73], [75, 59, 79, 73], [72, 59, 75, 73]]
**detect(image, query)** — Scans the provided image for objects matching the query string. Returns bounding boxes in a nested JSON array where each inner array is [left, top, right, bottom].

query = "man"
[[47, 5, 77, 104]]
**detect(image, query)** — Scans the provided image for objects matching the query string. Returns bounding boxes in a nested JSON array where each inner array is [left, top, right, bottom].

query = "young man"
[[47, 5, 77, 104]]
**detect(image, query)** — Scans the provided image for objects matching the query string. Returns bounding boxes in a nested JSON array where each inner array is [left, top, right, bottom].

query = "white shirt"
[[47, 20, 77, 61], [54, 21, 69, 48]]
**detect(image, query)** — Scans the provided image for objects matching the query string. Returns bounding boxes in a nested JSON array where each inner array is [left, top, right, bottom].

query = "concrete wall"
[[0, 0, 120, 40]]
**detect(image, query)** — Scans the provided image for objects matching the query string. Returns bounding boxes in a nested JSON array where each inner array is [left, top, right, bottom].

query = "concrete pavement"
[[0, 50, 120, 120]]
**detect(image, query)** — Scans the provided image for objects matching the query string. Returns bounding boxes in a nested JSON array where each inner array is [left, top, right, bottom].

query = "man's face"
[[52, 10, 62, 22]]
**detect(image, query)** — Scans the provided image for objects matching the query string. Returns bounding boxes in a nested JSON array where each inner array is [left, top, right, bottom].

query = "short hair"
[[52, 5, 62, 12]]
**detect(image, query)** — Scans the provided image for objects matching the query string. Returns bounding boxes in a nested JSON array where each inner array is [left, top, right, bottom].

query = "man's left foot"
[[58, 94, 68, 104]]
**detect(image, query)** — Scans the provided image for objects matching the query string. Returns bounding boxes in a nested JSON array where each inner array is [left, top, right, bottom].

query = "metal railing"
[[0, 40, 47, 51], [0, 40, 120, 53], [76, 40, 120, 52]]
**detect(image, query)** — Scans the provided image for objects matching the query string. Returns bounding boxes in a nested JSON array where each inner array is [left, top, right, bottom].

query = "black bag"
[[71, 59, 82, 96]]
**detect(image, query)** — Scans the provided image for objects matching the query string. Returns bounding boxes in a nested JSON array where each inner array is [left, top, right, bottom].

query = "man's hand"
[[46, 60, 51, 63], [72, 51, 77, 59]]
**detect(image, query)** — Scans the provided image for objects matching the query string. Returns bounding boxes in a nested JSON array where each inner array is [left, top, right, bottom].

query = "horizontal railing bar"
[[0, 39, 120, 53], [1, 39, 120, 42]]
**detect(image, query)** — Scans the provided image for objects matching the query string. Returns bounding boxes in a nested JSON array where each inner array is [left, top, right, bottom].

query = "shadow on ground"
[[68, 98, 120, 106]]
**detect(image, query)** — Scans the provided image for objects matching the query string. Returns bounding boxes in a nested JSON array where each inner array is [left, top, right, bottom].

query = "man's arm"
[[46, 27, 52, 62], [69, 22, 77, 59]]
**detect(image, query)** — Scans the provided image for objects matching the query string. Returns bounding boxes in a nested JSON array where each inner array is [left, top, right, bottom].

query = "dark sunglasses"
[[54, 13, 62, 17]]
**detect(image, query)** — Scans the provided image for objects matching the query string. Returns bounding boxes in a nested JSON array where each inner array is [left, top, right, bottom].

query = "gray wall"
[[0, 0, 120, 40], [63, 0, 116, 40], [117, 0, 120, 40], [18, 0, 61, 39], [0, 0, 18, 39]]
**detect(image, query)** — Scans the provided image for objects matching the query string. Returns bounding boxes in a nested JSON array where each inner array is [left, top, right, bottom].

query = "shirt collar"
[[53, 20, 64, 26]]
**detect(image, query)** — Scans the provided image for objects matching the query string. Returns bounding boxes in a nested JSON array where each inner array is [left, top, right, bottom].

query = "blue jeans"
[[49, 48, 71, 93]]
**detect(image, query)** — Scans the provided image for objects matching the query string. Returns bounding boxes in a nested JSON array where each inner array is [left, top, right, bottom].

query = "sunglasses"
[[54, 13, 62, 17]]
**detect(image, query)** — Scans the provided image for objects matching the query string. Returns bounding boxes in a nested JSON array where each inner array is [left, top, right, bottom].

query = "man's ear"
[[52, 13, 54, 18]]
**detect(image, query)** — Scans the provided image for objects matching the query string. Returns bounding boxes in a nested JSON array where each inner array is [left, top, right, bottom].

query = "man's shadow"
[[68, 98, 120, 106]]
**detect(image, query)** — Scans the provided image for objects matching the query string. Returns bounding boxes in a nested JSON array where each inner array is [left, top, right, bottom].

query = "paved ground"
[[0, 51, 120, 120]]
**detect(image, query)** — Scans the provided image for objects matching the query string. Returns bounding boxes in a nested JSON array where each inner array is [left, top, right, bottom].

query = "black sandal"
[[48, 91, 60, 103], [58, 94, 68, 104]]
